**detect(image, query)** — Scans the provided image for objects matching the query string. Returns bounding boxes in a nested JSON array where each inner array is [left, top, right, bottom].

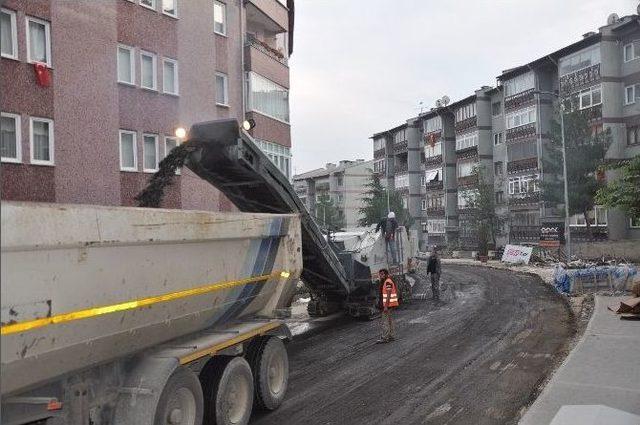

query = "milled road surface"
[[252, 265, 576, 425]]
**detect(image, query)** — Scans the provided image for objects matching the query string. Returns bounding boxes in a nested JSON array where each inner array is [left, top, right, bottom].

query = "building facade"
[[371, 12, 640, 251], [0, 0, 294, 211], [293, 159, 373, 229]]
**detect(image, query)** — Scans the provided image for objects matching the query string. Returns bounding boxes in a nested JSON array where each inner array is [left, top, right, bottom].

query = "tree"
[[595, 155, 640, 219], [541, 108, 610, 240], [358, 173, 413, 228], [315, 193, 344, 231], [461, 165, 505, 255]]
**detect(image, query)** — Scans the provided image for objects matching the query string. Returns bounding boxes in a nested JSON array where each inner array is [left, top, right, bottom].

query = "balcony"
[[425, 180, 443, 191], [458, 175, 478, 187], [246, 33, 288, 66], [569, 225, 608, 242], [504, 88, 535, 112], [426, 206, 445, 215], [425, 154, 443, 166], [246, 0, 289, 33], [510, 225, 540, 243], [394, 163, 408, 173], [456, 145, 478, 160], [393, 140, 408, 153], [506, 123, 536, 142], [508, 191, 540, 206], [507, 157, 538, 174], [455, 116, 477, 133], [374, 147, 386, 159], [560, 64, 601, 95]]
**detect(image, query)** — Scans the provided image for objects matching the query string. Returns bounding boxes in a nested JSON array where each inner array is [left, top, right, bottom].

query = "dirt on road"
[[252, 264, 576, 425]]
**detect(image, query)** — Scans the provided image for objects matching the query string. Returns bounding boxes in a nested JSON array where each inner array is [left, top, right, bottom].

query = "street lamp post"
[[533, 90, 571, 259]]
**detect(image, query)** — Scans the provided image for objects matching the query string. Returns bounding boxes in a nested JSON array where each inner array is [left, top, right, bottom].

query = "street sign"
[[539, 223, 564, 248], [501, 244, 533, 264]]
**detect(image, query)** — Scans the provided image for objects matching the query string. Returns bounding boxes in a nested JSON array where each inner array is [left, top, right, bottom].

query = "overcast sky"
[[288, 0, 636, 174]]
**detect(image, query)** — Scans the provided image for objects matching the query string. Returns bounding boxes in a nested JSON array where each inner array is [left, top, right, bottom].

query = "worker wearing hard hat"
[[376, 211, 398, 264], [377, 269, 399, 343]]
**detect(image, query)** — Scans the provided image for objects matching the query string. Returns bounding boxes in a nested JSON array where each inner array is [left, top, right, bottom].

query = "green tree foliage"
[[315, 193, 344, 231], [358, 173, 413, 228], [595, 155, 640, 219], [461, 165, 505, 255], [542, 108, 609, 239]]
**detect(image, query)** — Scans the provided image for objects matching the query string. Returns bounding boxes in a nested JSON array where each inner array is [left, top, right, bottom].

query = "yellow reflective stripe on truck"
[[1, 271, 291, 336]]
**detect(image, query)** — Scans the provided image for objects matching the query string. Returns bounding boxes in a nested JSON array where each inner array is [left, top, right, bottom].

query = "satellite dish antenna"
[[606, 13, 619, 25], [442, 95, 450, 106], [435, 99, 443, 108]]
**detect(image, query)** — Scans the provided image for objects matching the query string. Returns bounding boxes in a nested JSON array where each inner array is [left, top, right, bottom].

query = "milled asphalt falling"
[[251, 264, 576, 425]]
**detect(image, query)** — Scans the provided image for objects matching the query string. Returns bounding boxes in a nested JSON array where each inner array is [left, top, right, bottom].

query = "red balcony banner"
[[34, 63, 51, 87]]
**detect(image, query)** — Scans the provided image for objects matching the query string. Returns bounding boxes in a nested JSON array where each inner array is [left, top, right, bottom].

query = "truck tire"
[[200, 356, 254, 425], [246, 336, 289, 410], [153, 366, 204, 425]]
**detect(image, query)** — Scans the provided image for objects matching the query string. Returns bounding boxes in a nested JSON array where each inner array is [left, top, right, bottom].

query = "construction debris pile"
[[608, 282, 640, 320], [553, 262, 638, 294]]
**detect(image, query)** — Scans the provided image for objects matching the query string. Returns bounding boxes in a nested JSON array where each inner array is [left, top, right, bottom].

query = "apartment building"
[[371, 12, 640, 251], [293, 159, 373, 229], [0, 0, 294, 211]]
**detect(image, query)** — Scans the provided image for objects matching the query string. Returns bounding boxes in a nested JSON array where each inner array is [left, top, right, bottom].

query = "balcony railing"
[[455, 116, 477, 133], [507, 157, 538, 174], [506, 123, 536, 142], [425, 180, 443, 190], [508, 191, 540, 206], [246, 33, 288, 65], [394, 163, 408, 173], [393, 140, 408, 153], [374, 148, 386, 158], [425, 154, 443, 166], [569, 225, 608, 242], [456, 145, 478, 160], [426, 206, 445, 215], [504, 88, 535, 112], [457, 175, 478, 187], [560, 64, 601, 95]]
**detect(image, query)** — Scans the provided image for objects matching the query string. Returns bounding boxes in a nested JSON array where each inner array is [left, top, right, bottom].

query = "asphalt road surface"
[[252, 264, 576, 425]]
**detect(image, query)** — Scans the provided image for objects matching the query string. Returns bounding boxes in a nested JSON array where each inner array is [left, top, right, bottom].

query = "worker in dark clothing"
[[376, 269, 399, 343], [375, 212, 398, 264], [426, 247, 442, 301]]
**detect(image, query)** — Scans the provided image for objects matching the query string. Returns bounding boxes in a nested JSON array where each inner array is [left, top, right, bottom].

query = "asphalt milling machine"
[[185, 119, 416, 318]]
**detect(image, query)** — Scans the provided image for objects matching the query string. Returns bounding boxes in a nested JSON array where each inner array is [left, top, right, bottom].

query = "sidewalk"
[[519, 295, 640, 424]]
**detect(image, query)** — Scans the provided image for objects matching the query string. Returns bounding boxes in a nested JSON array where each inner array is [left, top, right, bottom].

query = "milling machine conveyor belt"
[[185, 119, 351, 300]]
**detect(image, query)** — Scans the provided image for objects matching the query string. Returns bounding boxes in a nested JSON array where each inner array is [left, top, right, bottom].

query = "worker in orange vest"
[[377, 269, 399, 343]]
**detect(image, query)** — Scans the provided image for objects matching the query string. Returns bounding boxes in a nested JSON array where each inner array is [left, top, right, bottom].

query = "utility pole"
[[559, 106, 571, 259]]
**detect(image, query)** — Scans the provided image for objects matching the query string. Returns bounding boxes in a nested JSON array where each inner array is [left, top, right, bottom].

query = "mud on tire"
[[246, 336, 289, 411]]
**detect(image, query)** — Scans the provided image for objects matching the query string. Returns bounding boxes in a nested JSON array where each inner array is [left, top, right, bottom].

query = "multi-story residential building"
[[293, 159, 373, 229], [371, 12, 640, 251], [0, 0, 294, 211]]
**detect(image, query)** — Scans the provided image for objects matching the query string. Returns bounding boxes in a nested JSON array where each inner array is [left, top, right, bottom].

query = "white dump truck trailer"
[[1, 202, 302, 425]]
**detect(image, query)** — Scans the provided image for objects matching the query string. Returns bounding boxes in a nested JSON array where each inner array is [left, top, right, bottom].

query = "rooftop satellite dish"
[[606, 13, 619, 25], [442, 95, 450, 106], [435, 99, 443, 108]]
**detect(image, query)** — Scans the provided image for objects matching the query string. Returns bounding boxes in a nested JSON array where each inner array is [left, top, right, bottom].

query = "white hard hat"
[[388, 211, 395, 219]]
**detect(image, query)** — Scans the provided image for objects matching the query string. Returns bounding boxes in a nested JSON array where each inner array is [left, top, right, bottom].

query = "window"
[[427, 219, 446, 234], [26, 16, 51, 67], [559, 45, 601, 76], [456, 132, 478, 151], [1, 8, 18, 59], [1, 113, 21, 163], [421, 175, 426, 186], [495, 191, 504, 204], [373, 158, 386, 174], [508, 174, 539, 195], [143, 134, 158, 172], [421, 199, 427, 211], [630, 216, 640, 228], [627, 126, 639, 146], [625, 85, 636, 105], [257, 139, 292, 178], [373, 137, 385, 150], [117, 45, 135, 85], [337, 176, 343, 186], [424, 116, 442, 133], [215, 72, 229, 106], [393, 129, 406, 144], [506, 107, 536, 129], [493, 132, 503, 145], [455, 102, 476, 122], [507, 140, 537, 162], [421, 222, 428, 233], [140, 51, 157, 90], [246, 72, 290, 123], [504, 72, 535, 97], [623, 41, 640, 62], [30, 117, 54, 165], [162, 58, 178, 95], [457, 189, 476, 208], [457, 160, 476, 178], [494, 161, 503, 176], [425, 141, 442, 158], [213, 1, 226, 35], [426, 193, 444, 209], [140, 0, 156, 10], [578, 85, 602, 110], [164, 136, 180, 174], [425, 168, 441, 183], [162, 0, 177, 17], [394, 173, 409, 188], [492, 101, 502, 116], [570, 207, 607, 227], [119, 130, 137, 171]]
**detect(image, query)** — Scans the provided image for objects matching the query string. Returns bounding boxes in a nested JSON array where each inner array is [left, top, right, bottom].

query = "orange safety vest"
[[381, 278, 399, 308]]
